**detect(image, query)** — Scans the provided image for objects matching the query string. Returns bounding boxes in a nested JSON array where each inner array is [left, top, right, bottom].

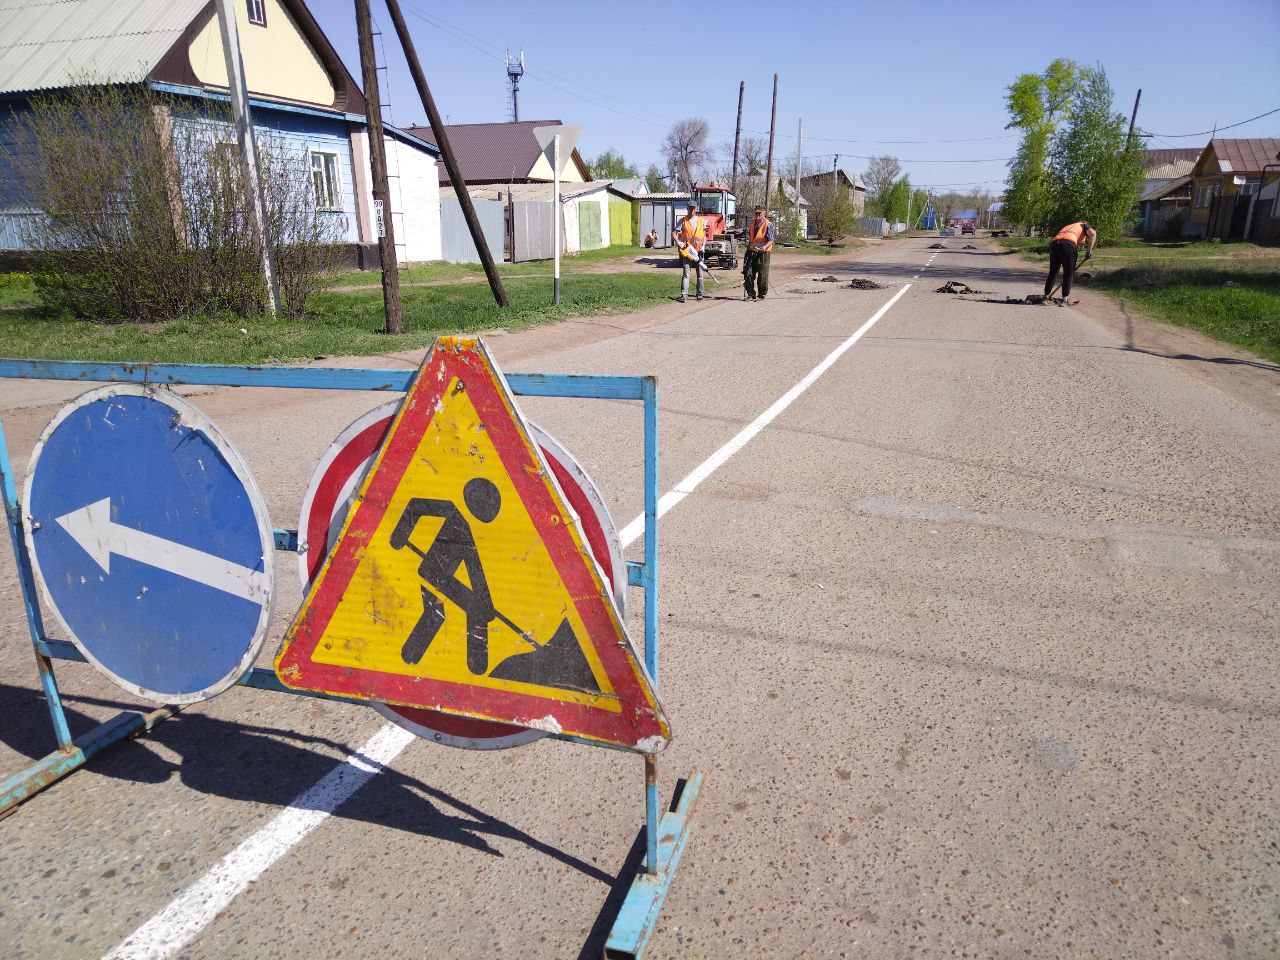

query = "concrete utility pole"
[[213, 0, 280, 316], [384, 0, 508, 308], [1126, 88, 1143, 149], [763, 73, 778, 216], [354, 0, 403, 334], [731, 81, 744, 197], [793, 118, 802, 240]]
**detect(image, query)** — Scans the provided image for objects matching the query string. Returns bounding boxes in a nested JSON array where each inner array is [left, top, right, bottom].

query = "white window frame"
[[246, 0, 266, 26], [310, 149, 342, 212]]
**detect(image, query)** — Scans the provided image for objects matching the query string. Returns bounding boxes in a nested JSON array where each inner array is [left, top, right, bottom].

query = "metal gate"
[[578, 202, 603, 250], [512, 201, 556, 262], [440, 196, 505, 264], [639, 203, 673, 248]]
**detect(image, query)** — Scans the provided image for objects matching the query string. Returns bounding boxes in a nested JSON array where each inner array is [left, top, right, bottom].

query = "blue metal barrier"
[[0, 358, 697, 958]]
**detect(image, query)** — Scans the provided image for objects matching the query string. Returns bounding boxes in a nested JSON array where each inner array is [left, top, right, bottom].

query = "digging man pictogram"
[[389, 476, 601, 692]]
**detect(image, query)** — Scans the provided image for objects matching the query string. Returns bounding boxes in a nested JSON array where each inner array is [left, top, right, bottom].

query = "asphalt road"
[[1, 237, 1277, 959]]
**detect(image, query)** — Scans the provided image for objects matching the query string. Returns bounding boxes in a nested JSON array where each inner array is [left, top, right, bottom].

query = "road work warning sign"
[[276, 337, 670, 752]]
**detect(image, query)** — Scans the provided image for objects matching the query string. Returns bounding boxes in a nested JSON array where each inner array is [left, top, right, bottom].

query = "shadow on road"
[[1120, 345, 1280, 374], [0, 682, 612, 883]]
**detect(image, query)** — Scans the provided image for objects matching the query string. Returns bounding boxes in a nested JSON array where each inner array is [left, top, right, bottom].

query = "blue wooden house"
[[0, 0, 442, 262]]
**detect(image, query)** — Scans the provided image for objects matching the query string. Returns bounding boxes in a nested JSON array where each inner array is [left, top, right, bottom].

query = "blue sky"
[[309, 0, 1280, 193]]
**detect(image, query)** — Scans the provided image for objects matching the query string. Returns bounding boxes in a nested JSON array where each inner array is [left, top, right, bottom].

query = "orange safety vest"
[[1053, 221, 1088, 246], [749, 218, 773, 252], [677, 215, 705, 259]]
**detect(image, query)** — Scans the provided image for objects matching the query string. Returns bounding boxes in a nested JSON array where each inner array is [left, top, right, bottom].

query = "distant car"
[[961, 222, 976, 235]]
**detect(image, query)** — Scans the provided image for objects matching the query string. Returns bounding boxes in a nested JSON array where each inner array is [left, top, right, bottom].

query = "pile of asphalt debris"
[[927, 242, 946, 249], [962, 244, 978, 249], [813, 275, 887, 289], [934, 280, 987, 295]]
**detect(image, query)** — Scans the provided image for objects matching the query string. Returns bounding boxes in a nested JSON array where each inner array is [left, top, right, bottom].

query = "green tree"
[[876, 175, 911, 222], [863, 155, 902, 215], [1042, 66, 1143, 242], [643, 163, 667, 192], [811, 181, 856, 243], [1001, 59, 1087, 233], [587, 147, 639, 180]]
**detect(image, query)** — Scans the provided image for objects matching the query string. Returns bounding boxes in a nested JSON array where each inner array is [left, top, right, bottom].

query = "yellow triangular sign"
[[276, 337, 670, 752]]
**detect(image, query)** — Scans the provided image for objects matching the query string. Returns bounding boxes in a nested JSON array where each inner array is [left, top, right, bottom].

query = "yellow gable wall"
[[528, 151, 585, 182], [188, 0, 336, 107]]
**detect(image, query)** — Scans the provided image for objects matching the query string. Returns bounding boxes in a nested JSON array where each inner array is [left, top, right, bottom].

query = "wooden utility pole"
[[763, 73, 778, 216], [1126, 88, 1143, 149], [354, 0, 403, 333], [213, 0, 280, 315], [384, 0, 508, 308], [730, 81, 744, 196], [793, 117, 803, 240]]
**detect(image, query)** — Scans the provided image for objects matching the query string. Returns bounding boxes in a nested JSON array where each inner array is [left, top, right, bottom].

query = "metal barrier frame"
[[0, 358, 699, 959]]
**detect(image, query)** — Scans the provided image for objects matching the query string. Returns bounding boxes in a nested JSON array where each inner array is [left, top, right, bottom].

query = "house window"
[[1237, 177, 1260, 197], [1194, 181, 1222, 208], [310, 150, 342, 211], [246, 0, 266, 26]]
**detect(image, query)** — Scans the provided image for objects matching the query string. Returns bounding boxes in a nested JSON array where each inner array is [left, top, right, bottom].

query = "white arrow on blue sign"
[[24, 386, 275, 704]]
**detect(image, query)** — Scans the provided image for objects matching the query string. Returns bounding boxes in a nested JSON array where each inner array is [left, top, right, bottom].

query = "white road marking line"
[[106, 282, 911, 960], [618, 283, 911, 545], [103, 724, 414, 960]]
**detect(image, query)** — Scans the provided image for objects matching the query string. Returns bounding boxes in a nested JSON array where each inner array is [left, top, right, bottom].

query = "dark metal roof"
[[403, 119, 591, 184], [1207, 138, 1280, 174], [1139, 148, 1202, 170]]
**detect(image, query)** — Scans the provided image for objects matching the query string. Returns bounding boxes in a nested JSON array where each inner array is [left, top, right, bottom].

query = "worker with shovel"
[[743, 206, 775, 302], [1044, 220, 1097, 300], [672, 200, 707, 302]]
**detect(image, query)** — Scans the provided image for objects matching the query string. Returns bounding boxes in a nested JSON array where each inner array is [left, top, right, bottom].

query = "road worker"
[[1044, 220, 1096, 299], [743, 207, 775, 301], [672, 201, 706, 302]]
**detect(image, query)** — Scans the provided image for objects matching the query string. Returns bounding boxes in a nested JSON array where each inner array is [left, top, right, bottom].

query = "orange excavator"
[[690, 182, 739, 269]]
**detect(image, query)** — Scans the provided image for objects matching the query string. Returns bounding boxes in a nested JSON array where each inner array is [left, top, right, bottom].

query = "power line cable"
[[1138, 106, 1280, 138]]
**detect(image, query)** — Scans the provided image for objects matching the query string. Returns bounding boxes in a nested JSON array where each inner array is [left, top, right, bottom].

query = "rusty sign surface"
[[276, 336, 670, 752]]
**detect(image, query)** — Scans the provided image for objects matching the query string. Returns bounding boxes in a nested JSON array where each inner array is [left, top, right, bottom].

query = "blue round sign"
[[24, 386, 274, 703]]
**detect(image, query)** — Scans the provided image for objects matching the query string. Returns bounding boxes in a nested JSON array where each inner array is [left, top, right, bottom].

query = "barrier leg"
[[603, 773, 703, 959], [0, 704, 179, 820], [0, 417, 74, 750]]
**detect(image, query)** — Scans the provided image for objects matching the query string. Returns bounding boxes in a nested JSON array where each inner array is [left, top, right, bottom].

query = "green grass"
[[999, 237, 1280, 363], [1091, 264, 1280, 364], [0, 272, 39, 309], [325, 244, 647, 288], [778, 239, 862, 256], [0, 272, 675, 364]]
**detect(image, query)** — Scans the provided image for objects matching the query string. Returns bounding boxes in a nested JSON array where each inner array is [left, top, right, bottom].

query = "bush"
[[11, 82, 340, 321]]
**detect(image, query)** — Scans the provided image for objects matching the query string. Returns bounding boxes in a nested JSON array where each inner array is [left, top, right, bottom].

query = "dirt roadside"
[[990, 243, 1280, 421]]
